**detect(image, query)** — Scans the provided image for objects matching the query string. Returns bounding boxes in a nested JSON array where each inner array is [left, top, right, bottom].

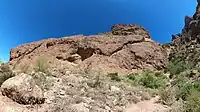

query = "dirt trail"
[[125, 96, 170, 112]]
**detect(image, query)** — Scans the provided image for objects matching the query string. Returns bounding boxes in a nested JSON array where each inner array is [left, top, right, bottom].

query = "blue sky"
[[0, 0, 197, 62]]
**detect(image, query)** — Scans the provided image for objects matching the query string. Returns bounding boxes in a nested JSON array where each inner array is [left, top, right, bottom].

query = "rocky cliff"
[[9, 24, 167, 74], [169, 3, 200, 69]]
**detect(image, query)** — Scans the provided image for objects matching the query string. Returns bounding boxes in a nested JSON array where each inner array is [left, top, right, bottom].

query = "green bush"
[[0, 64, 15, 85], [171, 72, 190, 87], [167, 74, 200, 112], [166, 59, 187, 77], [139, 73, 167, 89], [127, 73, 139, 81], [128, 70, 168, 89], [34, 56, 49, 73], [176, 81, 200, 101], [185, 89, 200, 112], [108, 72, 121, 82]]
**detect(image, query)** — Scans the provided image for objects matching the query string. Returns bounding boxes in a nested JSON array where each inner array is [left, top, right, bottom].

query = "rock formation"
[[169, 3, 200, 69], [9, 24, 167, 74]]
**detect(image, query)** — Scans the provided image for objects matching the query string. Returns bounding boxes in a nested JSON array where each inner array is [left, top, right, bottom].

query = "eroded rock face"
[[1, 73, 45, 105], [9, 24, 167, 74]]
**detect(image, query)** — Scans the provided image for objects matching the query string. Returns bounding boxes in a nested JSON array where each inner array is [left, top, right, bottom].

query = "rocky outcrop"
[[169, 3, 200, 69], [172, 2, 200, 45], [9, 24, 167, 74], [1, 73, 45, 105], [111, 24, 150, 38]]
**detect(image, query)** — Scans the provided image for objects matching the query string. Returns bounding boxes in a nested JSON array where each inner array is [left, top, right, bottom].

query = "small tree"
[[0, 58, 3, 64]]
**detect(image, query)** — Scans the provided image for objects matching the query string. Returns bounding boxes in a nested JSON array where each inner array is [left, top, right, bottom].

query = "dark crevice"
[[56, 55, 65, 60], [66, 57, 77, 62], [77, 47, 95, 61], [109, 39, 144, 56], [88, 39, 144, 57]]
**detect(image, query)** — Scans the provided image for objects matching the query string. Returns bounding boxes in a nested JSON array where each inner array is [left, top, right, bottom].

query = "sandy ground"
[[125, 96, 170, 112]]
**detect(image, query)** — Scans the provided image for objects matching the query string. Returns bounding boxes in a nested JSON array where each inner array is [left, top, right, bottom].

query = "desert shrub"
[[34, 56, 49, 73], [166, 81, 200, 112], [139, 73, 167, 89], [176, 81, 200, 101], [127, 73, 139, 81], [171, 72, 190, 87], [165, 58, 187, 77], [159, 88, 176, 105], [185, 89, 200, 112], [87, 76, 102, 88], [170, 99, 186, 112], [166, 73, 200, 111], [128, 70, 168, 89], [0, 64, 15, 85], [186, 51, 200, 69], [108, 72, 121, 82]]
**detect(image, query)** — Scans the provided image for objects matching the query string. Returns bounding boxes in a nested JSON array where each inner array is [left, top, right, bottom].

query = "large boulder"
[[8, 24, 167, 74], [1, 73, 45, 105]]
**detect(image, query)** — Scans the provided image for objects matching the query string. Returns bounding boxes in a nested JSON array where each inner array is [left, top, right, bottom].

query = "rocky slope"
[[0, 64, 171, 112], [9, 24, 167, 74]]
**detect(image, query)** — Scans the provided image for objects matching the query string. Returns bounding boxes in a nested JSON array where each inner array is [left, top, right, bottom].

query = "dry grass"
[[34, 56, 49, 73]]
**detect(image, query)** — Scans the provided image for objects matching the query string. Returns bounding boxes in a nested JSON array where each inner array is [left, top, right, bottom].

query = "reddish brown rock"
[[9, 24, 167, 74]]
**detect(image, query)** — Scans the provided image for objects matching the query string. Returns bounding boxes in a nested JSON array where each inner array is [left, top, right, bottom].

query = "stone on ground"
[[1, 73, 45, 105]]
